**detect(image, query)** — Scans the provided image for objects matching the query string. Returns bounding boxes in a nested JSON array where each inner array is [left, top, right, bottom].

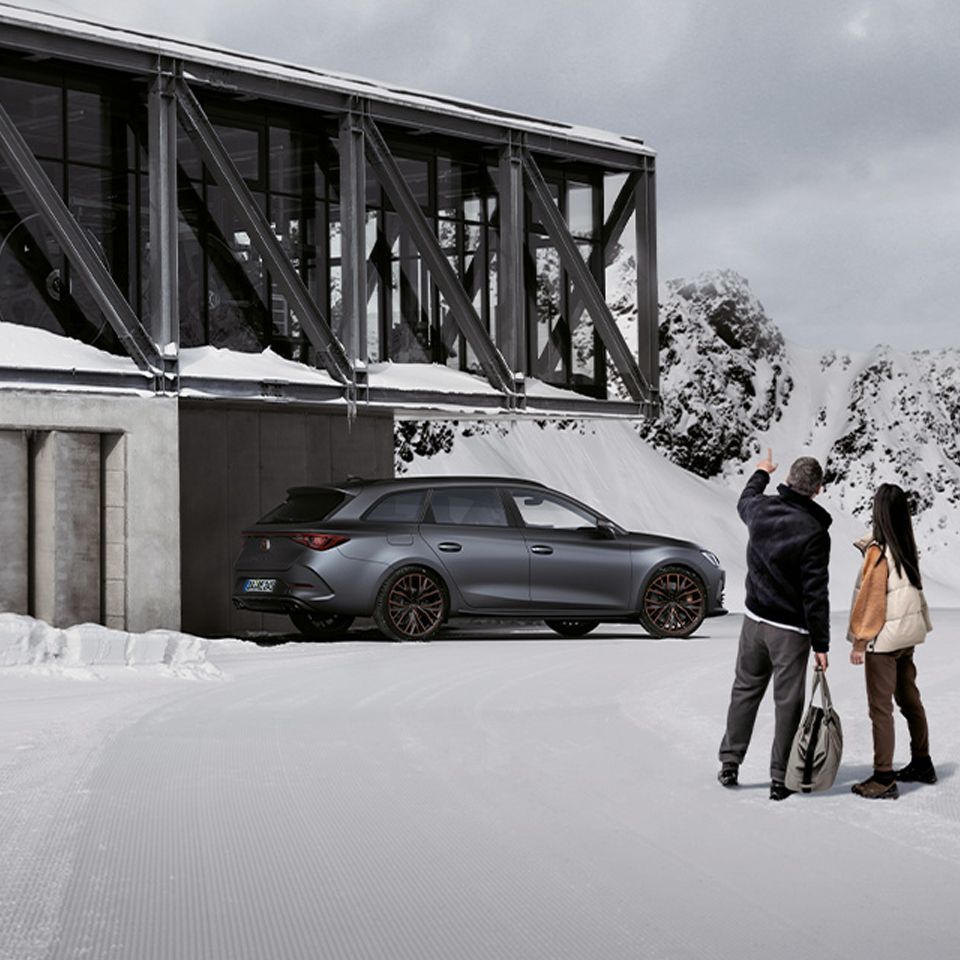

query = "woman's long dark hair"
[[872, 484, 922, 589]]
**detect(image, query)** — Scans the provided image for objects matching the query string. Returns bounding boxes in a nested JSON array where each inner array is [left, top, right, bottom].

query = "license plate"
[[243, 578, 277, 593]]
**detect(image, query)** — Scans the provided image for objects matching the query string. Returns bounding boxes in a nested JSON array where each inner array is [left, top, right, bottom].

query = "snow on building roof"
[[0, 2, 654, 160]]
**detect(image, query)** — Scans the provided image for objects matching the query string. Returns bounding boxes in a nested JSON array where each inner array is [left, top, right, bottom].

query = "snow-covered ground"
[[1, 612, 958, 960]]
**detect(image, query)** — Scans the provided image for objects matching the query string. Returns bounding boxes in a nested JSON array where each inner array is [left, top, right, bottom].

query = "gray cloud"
[[21, 0, 960, 348]]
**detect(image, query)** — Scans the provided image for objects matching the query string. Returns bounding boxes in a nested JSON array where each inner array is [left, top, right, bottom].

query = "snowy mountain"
[[641, 270, 960, 558]]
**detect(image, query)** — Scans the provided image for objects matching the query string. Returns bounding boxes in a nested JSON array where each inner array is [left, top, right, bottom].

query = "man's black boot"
[[717, 763, 739, 787], [769, 779, 795, 801]]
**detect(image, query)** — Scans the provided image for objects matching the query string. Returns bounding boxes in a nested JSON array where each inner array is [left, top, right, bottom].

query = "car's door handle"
[[530, 545, 554, 555], [437, 542, 462, 552]]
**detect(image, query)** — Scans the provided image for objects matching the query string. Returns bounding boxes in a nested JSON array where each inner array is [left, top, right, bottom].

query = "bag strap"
[[813, 666, 834, 713], [801, 708, 824, 791]]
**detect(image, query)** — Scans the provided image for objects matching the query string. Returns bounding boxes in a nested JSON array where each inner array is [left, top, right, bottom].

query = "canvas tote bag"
[[784, 668, 843, 794]]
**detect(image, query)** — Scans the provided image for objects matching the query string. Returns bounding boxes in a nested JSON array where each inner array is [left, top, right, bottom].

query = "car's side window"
[[507, 489, 597, 530], [428, 487, 510, 527], [364, 490, 427, 523]]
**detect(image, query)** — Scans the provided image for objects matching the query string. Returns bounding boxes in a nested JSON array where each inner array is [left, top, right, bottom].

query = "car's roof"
[[287, 476, 547, 496]]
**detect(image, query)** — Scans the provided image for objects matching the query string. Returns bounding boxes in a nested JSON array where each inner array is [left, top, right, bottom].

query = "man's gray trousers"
[[719, 616, 812, 781]]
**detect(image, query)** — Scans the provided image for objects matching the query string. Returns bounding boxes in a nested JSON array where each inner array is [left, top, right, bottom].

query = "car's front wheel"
[[639, 565, 706, 638], [374, 566, 449, 642], [544, 619, 600, 638], [289, 612, 355, 640]]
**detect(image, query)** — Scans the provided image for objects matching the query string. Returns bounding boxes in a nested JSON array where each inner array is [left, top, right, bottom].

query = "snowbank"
[[0, 614, 221, 679]]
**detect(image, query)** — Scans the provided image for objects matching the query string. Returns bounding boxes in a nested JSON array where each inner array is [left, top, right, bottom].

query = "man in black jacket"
[[718, 449, 831, 800]]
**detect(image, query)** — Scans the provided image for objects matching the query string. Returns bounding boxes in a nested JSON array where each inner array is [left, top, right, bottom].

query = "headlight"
[[700, 549, 721, 568]]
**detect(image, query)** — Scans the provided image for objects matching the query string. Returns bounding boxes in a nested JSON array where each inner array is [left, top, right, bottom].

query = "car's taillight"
[[290, 533, 349, 551]]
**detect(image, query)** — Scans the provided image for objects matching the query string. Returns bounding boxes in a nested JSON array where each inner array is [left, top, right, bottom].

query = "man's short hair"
[[786, 457, 823, 497]]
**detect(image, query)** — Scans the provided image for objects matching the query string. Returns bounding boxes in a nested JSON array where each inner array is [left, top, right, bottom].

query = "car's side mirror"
[[596, 520, 617, 540]]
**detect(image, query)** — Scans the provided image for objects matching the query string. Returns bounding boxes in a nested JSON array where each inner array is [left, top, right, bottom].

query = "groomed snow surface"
[[1, 611, 959, 960]]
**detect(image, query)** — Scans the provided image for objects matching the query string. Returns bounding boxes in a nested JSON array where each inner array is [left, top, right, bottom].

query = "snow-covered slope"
[[643, 270, 960, 563]]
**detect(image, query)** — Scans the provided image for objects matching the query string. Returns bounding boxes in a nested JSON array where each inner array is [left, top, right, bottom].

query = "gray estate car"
[[232, 476, 726, 641]]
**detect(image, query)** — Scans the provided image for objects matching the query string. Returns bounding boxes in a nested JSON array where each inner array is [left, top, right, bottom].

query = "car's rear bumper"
[[232, 568, 341, 615]]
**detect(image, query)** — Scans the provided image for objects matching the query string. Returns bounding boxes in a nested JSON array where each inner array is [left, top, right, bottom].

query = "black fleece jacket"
[[737, 470, 832, 652]]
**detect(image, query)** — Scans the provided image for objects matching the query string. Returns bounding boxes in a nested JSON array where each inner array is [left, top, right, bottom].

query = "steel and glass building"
[[0, 4, 659, 635]]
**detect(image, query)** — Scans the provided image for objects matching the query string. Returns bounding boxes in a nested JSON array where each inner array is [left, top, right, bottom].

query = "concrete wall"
[[0, 390, 180, 632], [0, 430, 28, 612], [179, 401, 395, 637], [31, 431, 102, 626]]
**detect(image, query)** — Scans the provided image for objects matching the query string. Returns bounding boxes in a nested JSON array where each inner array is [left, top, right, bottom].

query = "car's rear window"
[[259, 490, 350, 524]]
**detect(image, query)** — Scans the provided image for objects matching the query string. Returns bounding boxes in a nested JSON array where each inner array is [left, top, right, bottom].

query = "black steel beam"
[[0, 100, 161, 375], [361, 116, 518, 399], [338, 110, 367, 364], [634, 170, 659, 396], [148, 63, 180, 353], [521, 149, 651, 403], [497, 141, 525, 374], [174, 79, 353, 383]]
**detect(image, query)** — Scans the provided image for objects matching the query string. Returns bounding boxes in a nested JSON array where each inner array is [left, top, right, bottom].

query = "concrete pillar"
[[32, 431, 101, 627], [102, 433, 127, 629], [0, 430, 29, 613]]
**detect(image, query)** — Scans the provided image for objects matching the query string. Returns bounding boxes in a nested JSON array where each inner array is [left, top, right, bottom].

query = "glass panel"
[[364, 489, 426, 523], [329, 263, 342, 343], [388, 221, 432, 363], [605, 205, 637, 354], [177, 122, 202, 182], [487, 230, 499, 350], [365, 210, 380, 362], [527, 179, 561, 236], [436, 156, 460, 218], [604, 172, 628, 219], [388, 155, 429, 212], [328, 212, 342, 260], [567, 181, 595, 240], [66, 163, 132, 327], [0, 76, 62, 160], [260, 489, 350, 523], [204, 184, 269, 350], [507, 490, 597, 529], [212, 123, 261, 182], [67, 89, 108, 167], [428, 488, 509, 527], [177, 208, 205, 347], [533, 242, 564, 382], [268, 194, 303, 354], [269, 126, 324, 197], [438, 218, 457, 254]]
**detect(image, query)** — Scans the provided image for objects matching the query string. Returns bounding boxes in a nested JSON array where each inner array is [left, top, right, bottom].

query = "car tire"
[[373, 566, 449, 642], [544, 619, 601, 638], [289, 612, 355, 640], [639, 565, 706, 639]]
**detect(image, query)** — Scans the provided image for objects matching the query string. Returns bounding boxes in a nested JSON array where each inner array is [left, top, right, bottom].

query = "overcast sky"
[[20, 0, 960, 350]]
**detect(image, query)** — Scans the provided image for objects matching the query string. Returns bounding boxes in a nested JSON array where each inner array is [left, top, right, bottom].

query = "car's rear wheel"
[[374, 566, 448, 642], [639, 565, 706, 638], [289, 612, 354, 640], [544, 619, 601, 638]]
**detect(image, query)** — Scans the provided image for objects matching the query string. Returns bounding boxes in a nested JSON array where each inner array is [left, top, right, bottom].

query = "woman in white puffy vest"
[[848, 483, 935, 800]]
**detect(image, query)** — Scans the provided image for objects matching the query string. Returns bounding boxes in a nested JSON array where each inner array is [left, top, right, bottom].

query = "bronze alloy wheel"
[[639, 565, 706, 638], [374, 566, 448, 642]]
